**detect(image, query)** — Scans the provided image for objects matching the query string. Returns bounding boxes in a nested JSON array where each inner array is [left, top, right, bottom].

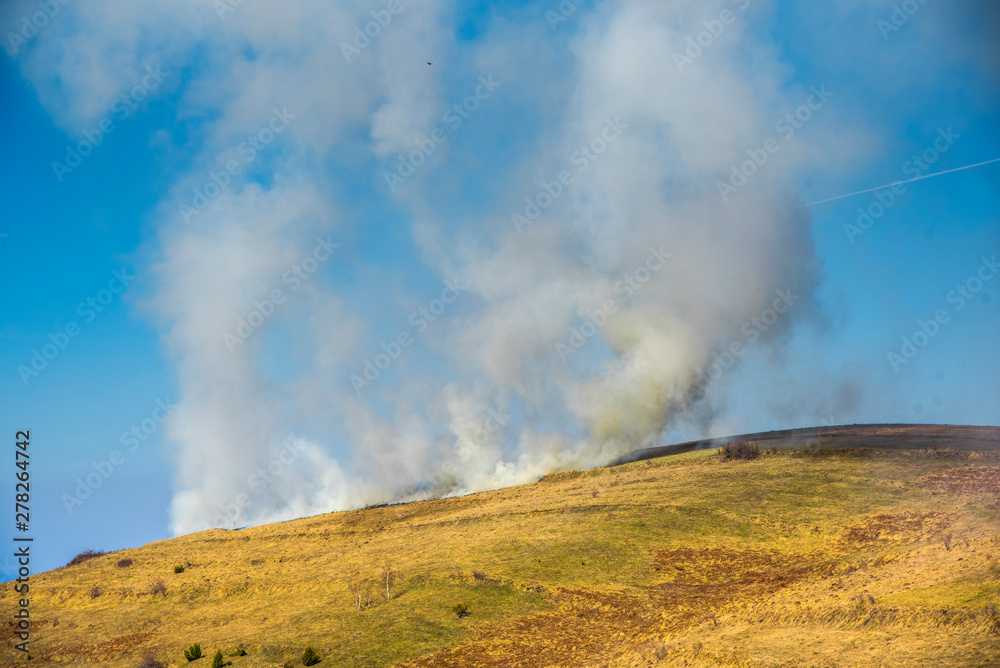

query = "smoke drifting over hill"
[[6, 0, 995, 534]]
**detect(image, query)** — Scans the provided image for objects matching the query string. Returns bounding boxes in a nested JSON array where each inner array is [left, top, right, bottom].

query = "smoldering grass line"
[[807, 157, 1000, 206]]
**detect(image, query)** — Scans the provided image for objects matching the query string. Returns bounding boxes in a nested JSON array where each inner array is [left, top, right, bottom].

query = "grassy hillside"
[[3, 442, 1000, 667]]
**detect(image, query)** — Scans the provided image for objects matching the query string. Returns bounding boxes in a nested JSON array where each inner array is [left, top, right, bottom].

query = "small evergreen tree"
[[211, 650, 224, 668], [302, 646, 321, 665], [184, 643, 202, 661]]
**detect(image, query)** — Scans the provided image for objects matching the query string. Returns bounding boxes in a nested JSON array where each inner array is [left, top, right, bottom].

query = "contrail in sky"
[[807, 157, 1000, 206]]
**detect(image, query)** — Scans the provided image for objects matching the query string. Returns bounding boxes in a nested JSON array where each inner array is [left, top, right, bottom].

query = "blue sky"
[[1, 0, 998, 576]]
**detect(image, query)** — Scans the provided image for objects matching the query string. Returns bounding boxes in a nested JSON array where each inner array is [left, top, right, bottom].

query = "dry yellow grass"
[[3, 446, 999, 667]]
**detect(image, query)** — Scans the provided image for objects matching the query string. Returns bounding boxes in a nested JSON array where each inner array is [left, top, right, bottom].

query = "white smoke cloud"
[[7, 0, 924, 535]]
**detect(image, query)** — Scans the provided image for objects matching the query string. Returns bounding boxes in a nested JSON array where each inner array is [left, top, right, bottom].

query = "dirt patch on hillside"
[[403, 548, 837, 667], [401, 537, 938, 668], [651, 547, 831, 618], [840, 512, 953, 547], [58, 631, 156, 663], [921, 466, 1000, 496], [400, 588, 657, 668]]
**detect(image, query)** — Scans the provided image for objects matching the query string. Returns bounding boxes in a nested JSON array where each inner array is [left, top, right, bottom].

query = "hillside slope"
[[3, 426, 1000, 667]]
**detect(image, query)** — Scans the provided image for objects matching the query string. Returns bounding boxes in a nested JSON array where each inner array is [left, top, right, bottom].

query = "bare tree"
[[349, 577, 367, 611], [364, 578, 373, 609], [380, 562, 396, 602]]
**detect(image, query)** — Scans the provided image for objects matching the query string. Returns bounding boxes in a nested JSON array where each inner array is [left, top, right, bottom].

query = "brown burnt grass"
[[61, 632, 158, 664], [840, 511, 955, 547], [922, 466, 1000, 496], [401, 588, 657, 668], [402, 512, 971, 668], [652, 547, 829, 602], [622, 423, 1000, 464], [748, 601, 1000, 635]]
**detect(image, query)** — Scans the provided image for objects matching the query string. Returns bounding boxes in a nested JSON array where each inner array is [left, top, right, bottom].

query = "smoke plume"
[[8, 0, 883, 534]]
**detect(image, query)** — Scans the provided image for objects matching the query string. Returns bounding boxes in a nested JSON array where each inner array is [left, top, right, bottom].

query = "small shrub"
[[641, 642, 671, 660], [302, 646, 321, 666], [184, 643, 202, 661], [87, 585, 102, 599], [472, 570, 487, 583], [149, 578, 167, 596], [718, 438, 759, 462], [284, 662, 295, 668], [211, 650, 224, 668], [136, 653, 166, 668], [944, 533, 953, 551], [452, 602, 470, 618], [229, 648, 247, 657], [117, 558, 134, 568], [174, 564, 186, 574], [66, 549, 107, 567]]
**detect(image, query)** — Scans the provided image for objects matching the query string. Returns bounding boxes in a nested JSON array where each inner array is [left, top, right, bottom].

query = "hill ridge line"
[[613, 422, 1000, 465]]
